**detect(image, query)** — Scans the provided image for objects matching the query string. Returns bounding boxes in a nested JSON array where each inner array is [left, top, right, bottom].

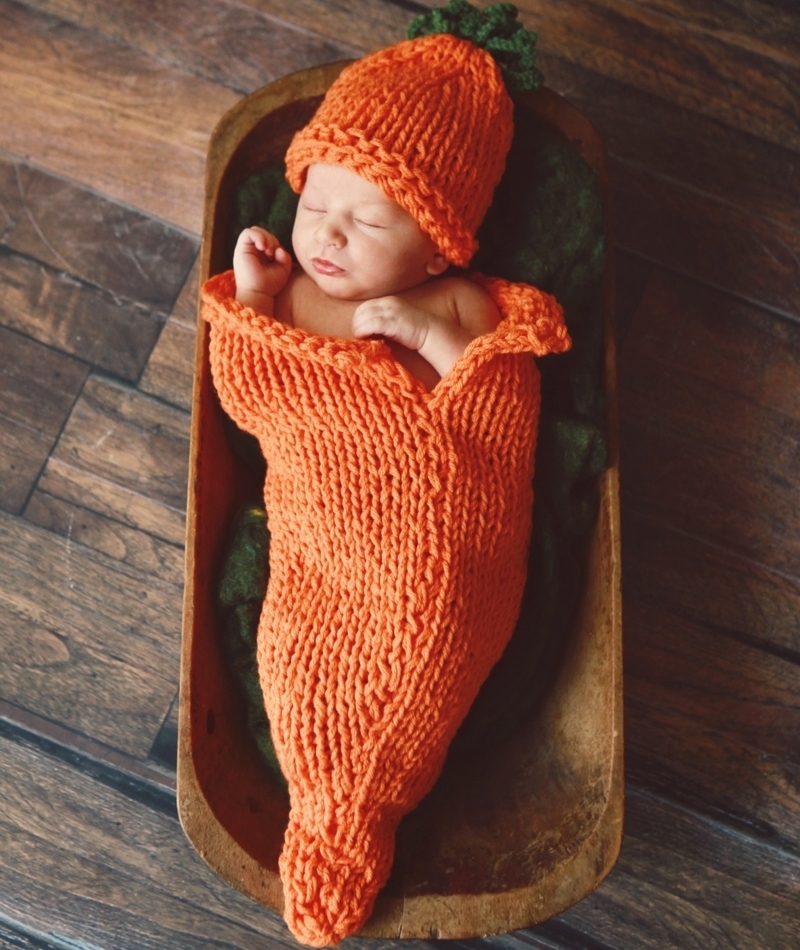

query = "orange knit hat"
[[284, 33, 514, 268]]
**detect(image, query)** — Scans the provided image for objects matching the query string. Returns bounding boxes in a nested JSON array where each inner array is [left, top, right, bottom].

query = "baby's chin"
[[304, 270, 378, 302]]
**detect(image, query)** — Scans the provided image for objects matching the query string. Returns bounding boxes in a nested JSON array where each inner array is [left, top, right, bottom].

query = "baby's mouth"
[[312, 258, 346, 276]]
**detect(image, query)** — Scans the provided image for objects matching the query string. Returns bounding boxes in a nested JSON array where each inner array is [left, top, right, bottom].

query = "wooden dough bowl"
[[178, 60, 623, 940]]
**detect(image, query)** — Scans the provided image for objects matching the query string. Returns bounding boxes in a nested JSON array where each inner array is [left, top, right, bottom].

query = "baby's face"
[[292, 163, 447, 301]]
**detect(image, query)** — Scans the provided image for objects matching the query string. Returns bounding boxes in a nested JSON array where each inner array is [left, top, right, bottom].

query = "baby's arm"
[[352, 281, 500, 378], [233, 226, 293, 315]]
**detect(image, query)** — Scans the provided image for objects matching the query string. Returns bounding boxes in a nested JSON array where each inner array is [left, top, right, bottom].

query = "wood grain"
[[557, 787, 800, 950], [23, 492, 185, 587], [612, 165, 800, 318], [0, 0, 238, 233], [614, 250, 653, 351], [622, 271, 800, 421], [512, 0, 800, 150], [37, 375, 190, 546], [239, 0, 415, 52], [623, 508, 800, 656], [0, 732, 443, 950], [0, 325, 87, 514], [0, 697, 176, 791], [0, 922, 61, 949], [625, 698, 800, 848], [540, 53, 800, 234], [0, 511, 181, 757], [0, 734, 294, 950], [624, 596, 800, 766], [0, 155, 197, 310], [620, 0, 800, 64], [18, 0, 360, 95], [0, 248, 167, 383], [620, 271, 800, 575], [137, 318, 196, 411], [139, 260, 199, 412]]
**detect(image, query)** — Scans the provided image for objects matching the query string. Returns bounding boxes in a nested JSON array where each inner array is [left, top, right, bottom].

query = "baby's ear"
[[426, 253, 449, 277]]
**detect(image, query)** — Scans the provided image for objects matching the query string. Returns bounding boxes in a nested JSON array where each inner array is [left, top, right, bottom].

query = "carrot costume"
[[202, 4, 570, 944]]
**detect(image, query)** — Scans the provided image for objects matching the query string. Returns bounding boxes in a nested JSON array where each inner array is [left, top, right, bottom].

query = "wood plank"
[[621, 400, 799, 575], [620, 0, 800, 65], [23, 492, 185, 587], [0, 155, 197, 310], [623, 566, 800, 843], [625, 697, 800, 848], [238, 0, 414, 52], [166, 256, 200, 326], [619, 271, 800, 575], [624, 596, 800, 767], [0, 0, 239, 233], [19, 0, 360, 95], [0, 923, 61, 950], [0, 697, 176, 791], [509, 1, 800, 151], [0, 732, 443, 950], [138, 260, 198, 412], [0, 249, 167, 383], [0, 732, 291, 950], [612, 163, 800, 318], [624, 508, 800, 656], [415, 0, 800, 70], [137, 318, 196, 411], [540, 53, 800, 234], [37, 375, 190, 546], [614, 249, 653, 353], [0, 325, 88, 514], [555, 787, 800, 949], [622, 270, 800, 420], [0, 511, 181, 758], [623, 510, 800, 659]]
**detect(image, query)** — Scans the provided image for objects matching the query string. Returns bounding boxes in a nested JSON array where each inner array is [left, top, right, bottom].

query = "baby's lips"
[[312, 257, 346, 276]]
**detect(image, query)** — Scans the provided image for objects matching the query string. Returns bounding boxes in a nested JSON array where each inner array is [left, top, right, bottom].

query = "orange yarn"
[[284, 34, 514, 268], [202, 269, 570, 945]]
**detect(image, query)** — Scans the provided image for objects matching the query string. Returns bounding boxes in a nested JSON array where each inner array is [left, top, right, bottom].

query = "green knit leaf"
[[408, 0, 543, 94]]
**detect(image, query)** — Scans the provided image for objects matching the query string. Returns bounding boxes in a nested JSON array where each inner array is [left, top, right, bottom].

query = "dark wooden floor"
[[1, 1, 798, 948]]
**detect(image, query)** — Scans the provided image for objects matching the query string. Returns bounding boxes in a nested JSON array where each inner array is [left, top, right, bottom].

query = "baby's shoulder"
[[431, 275, 501, 334]]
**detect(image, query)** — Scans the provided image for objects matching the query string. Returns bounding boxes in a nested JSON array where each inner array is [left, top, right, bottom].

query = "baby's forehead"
[[303, 163, 399, 210]]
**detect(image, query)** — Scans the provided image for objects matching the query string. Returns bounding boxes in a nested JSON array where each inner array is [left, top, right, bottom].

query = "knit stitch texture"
[[202, 270, 570, 945]]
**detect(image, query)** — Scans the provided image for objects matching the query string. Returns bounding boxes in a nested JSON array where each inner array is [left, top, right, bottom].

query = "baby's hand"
[[351, 296, 429, 351], [353, 294, 477, 379], [233, 227, 293, 310]]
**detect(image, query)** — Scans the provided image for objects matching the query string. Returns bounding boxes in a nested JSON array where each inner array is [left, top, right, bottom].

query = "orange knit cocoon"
[[202, 271, 570, 945]]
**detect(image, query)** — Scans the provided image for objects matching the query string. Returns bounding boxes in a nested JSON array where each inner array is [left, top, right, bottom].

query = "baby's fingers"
[[352, 298, 427, 350], [239, 226, 282, 257], [352, 300, 389, 337]]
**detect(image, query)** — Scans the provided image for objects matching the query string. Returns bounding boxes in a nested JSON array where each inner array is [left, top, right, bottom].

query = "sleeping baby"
[[201, 10, 571, 946]]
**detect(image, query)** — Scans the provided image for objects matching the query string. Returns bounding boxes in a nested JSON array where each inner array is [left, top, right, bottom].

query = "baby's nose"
[[316, 216, 345, 247]]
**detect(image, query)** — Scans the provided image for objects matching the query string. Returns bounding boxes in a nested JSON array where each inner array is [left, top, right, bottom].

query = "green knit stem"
[[408, 0, 543, 94]]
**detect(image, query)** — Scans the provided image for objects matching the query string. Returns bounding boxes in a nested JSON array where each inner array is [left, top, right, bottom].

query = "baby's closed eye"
[[355, 218, 386, 229]]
